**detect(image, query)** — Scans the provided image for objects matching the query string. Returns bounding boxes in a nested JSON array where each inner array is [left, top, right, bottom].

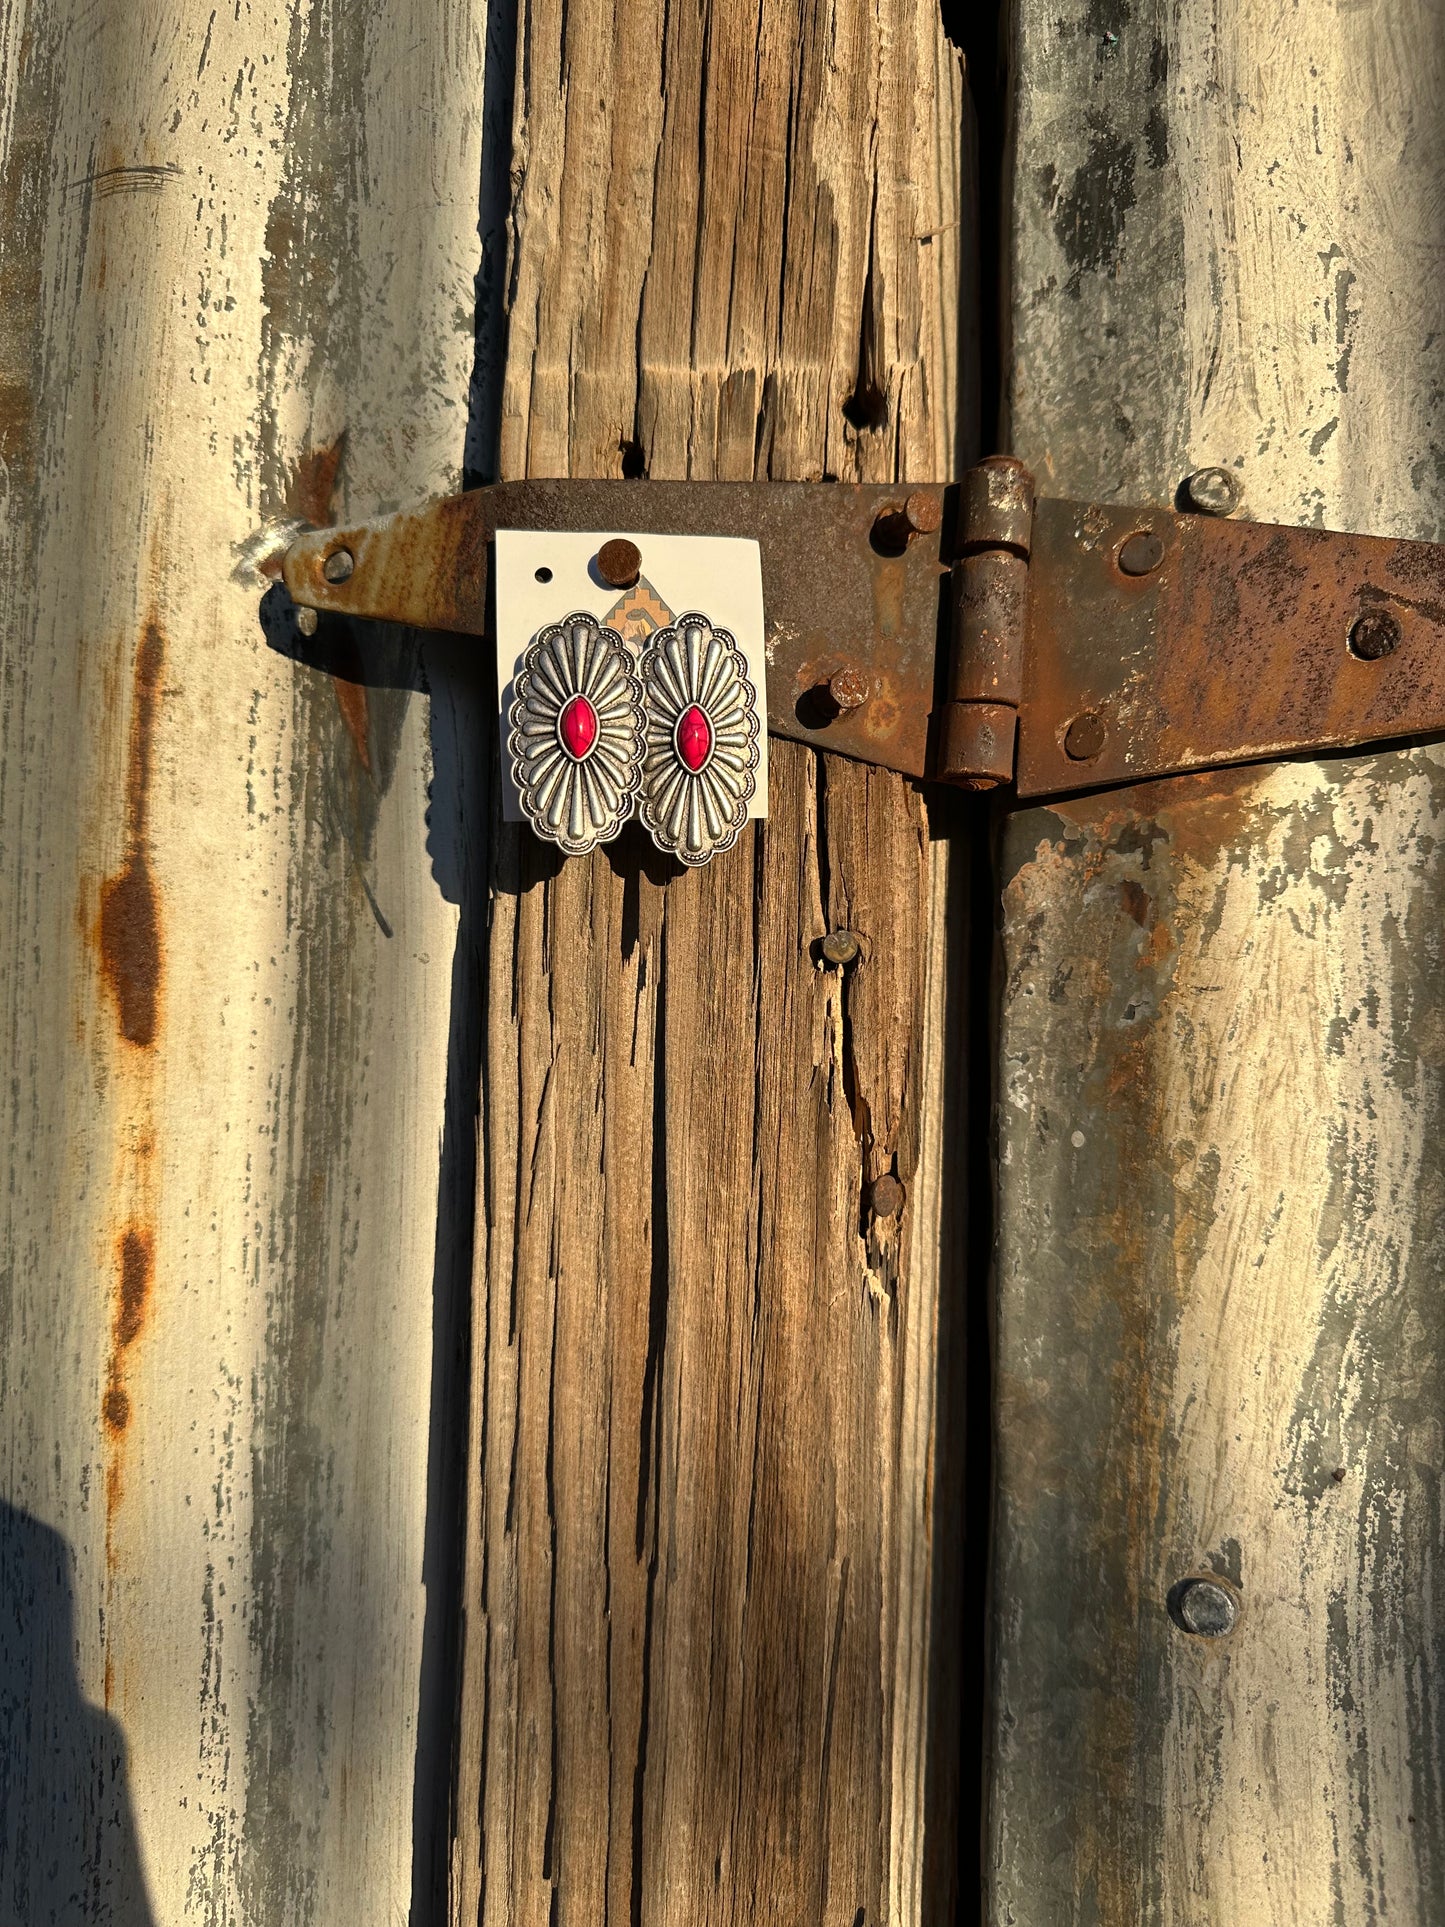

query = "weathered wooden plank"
[[0, 3, 484, 1920], [456, 4, 974, 1922], [990, 1, 1445, 1920]]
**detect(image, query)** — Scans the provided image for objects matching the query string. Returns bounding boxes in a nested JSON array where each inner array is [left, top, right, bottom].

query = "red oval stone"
[[560, 694, 598, 760], [677, 704, 712, 772]]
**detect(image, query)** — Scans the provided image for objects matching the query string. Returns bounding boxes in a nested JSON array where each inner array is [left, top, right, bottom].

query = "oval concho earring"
[[638, 611, 760, 865], [508, 611, 644, 855]]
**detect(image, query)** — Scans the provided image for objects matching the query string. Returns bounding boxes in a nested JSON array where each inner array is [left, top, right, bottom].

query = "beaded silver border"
[[637, 611, 760, 866], [507, 612, 644, 855]]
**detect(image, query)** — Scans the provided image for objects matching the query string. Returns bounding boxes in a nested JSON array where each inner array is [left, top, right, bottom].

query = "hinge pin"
[[937, 456, 1035, 790]]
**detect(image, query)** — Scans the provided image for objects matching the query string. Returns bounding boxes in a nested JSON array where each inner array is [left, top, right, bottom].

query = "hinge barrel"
[[937, 458, 1035, 789]]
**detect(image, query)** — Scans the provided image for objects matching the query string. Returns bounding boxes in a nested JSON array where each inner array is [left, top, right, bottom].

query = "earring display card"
[[494, 529, 769, 825]]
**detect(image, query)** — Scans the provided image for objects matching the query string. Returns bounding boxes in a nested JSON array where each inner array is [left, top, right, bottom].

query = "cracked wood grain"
[[991, 2, 1445, 1921], [457, 4, 975, 1922]]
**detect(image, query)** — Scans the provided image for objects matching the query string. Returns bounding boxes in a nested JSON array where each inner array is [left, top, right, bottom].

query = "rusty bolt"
[[1171, 1577, 1239, 1638], [869, 1173, 906, 1220], [1064, 711, 1108, 762], [1117, 530, 1165, 577], [323, 547, 354, 583], [828, 667, 871, 713], [1348, 609, 1402, 662], [1184, 467, 1241, 516], [295, 604, 319, 637], [597, 538, 642, 589], [822, 928, 862, 967], [904, 490, 943, 536]]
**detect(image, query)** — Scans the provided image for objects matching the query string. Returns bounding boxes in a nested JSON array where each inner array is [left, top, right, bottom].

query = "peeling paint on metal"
[[0, 0, 484, 1920], [98, 623, 164, 1049], [993, 748, 1445, 1919], [102, 1226, 154, 1440], [997, 1, 1445, 1912]]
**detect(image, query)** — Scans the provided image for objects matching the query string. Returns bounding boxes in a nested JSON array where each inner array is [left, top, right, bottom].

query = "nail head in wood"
[[1170, 1576, 1239, 1638], [822, 928, 862, 967], [597, 538, 642, 589], [869, 1173, 905, 1219], [1184, 467, 1241, 516]]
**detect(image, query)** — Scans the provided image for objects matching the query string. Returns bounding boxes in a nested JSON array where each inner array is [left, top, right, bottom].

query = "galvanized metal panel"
[[0, 3, 484, 1920], [990, 0, 1445, 1919]]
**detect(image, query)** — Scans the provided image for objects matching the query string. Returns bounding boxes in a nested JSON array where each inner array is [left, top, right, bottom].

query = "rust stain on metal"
[[996, 812, 1187, 1925], [251, 434, 348, 578], [103, 1219, 157, 1626], [1019, 501, 1445, 796], [869, 550, 907, 637], [1119, 877, 1150, 925], [865, 681, 901, 738], [332, 677, 373, 775], [102, 1225, 154, 1439], [1051, 760, 1274, 870], [287, 433, 346, 526], [98, 621, 164, 1047], [261, 436, 374, 771]]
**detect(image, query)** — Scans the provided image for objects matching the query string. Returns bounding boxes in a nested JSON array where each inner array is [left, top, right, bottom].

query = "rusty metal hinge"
[[283, 462, 1445, 799]]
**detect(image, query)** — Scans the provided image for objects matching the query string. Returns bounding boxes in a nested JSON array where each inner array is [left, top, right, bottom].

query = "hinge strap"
[[937, 457, 1035, 789], [281, 464, 1445, 803]]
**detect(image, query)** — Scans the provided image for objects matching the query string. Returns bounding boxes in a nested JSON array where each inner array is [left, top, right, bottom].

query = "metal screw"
[[870, 495, 938, 556], [295, 604, 319, 637], [1184, 467, 1241, 516], [597, 538, 642, 589], [1348, 609, 1402, 661], [821, 928, 861, 967], [904, 490, 943, 536], [1173, 1577, 1239, 1638], [1118, 530, 1165, 577], [1064, 711, 1108, 762], [828, 667, 871, 713], [869, 1173, 905, 1219], [323, 547, 354, 583]]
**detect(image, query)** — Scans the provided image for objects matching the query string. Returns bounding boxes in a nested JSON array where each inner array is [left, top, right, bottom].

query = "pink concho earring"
[[637, 611, 760, 865], [508, 611, 644, 855]]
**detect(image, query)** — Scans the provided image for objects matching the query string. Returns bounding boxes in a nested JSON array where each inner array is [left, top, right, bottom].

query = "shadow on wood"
[[0, 1504, 156, 1926]]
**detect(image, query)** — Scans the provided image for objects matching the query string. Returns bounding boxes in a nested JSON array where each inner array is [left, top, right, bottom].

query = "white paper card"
[[494, 529, 768, 823]]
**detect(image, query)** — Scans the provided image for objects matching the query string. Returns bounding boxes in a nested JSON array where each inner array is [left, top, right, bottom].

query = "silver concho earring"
[[638, 611, 760, 865], [508, 612, 644, 855]]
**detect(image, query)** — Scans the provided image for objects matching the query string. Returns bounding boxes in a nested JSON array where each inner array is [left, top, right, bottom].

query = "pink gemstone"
[[677, 704, 712, 772], [560, 694, 598, 760]]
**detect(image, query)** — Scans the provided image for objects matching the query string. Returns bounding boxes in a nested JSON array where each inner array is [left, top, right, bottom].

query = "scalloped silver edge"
[[507, 612, 644, 855], [636, 610, 760, 867]]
